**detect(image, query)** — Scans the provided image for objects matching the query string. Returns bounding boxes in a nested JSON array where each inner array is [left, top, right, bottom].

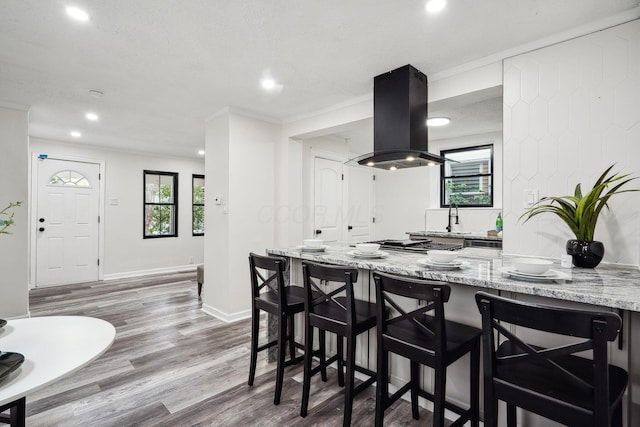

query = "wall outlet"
[[523, 189, 539, 208], [188, 256, 194, 264]]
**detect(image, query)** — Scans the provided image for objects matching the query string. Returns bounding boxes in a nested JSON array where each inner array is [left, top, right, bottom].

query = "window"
[[440, 145, 493, 207], [49, 170, 91, 187], [192, 174, 205, 236], [144, 171, 178, 238]]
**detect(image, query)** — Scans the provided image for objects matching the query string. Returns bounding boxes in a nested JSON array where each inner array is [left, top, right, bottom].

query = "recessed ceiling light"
[[425, 0, 446, 13], [70, 131, 82, 137], [406, 156, 415, 162], [261, 78, 277, 90], [366, 161, 375, 167], [85, 112, 99, 121], [66, 6, 90, 22], [198, 150, 205, 156], [426, 117, 451, 127], [389, 166, 397, 171]]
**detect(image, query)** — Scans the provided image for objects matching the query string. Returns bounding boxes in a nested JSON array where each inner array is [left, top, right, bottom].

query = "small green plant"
[[520, 165, 638, 241], [0, 201, 22, 235]]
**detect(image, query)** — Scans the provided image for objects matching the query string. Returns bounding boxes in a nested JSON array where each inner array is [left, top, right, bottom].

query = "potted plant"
[[520, 165, 638, 268], [0, 201, 22, 235]]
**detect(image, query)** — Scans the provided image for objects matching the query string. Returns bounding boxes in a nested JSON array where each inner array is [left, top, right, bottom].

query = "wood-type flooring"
[[21, 271, 445, 426]]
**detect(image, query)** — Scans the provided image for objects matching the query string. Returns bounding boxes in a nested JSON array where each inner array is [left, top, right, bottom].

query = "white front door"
[[36, 158, 100, 287], [346, 166, 375, 242], [313, 157, 343, 243]]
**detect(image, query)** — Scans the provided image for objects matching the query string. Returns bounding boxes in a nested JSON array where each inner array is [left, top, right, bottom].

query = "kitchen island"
[[267, 244, 640, 426]]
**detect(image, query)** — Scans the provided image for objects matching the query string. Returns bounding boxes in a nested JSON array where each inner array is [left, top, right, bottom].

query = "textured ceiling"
[[1, 0, 638, 158]]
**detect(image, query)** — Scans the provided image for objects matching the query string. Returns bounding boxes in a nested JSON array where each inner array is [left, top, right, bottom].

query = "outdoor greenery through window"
[[144, 171, 178, 238], [192, 174, 205, 235], [440, 145, 493, 207]]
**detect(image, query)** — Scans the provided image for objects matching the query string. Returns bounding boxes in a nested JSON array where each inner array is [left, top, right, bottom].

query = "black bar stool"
[[300, 261, 379, 427], [373, 272, 481, 427], [248, 252, 307, 405], [475, 291, 628, 427]]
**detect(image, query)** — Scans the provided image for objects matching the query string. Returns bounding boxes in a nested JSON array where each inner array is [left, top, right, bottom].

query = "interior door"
[[36, 158, 100, 287], [313, 157, 343, 243], [347, 166, 374, 242]]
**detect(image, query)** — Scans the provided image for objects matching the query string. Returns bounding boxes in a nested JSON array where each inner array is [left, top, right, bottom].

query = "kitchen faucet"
[[446, 203, 459, 232]]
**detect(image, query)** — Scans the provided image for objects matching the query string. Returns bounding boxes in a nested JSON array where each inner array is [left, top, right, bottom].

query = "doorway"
[[32, 155, 105, 287]]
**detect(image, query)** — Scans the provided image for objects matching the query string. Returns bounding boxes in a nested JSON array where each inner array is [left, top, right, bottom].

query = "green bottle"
[[496, 213, 503, 232]]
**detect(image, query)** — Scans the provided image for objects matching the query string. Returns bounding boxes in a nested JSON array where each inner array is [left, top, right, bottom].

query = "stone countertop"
[[407, 230, 503, 241], [267, 245, 640, 312]]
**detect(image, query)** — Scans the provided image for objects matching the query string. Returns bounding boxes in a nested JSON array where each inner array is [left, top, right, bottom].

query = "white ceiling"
[[1, 1, 638, 158]]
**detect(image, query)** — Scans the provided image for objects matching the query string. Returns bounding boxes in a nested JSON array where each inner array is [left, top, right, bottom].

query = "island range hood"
[[350, 64, 447, 170]]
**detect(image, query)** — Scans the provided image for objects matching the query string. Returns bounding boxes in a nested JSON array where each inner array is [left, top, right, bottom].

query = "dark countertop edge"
[[407, 231, 503, 241]]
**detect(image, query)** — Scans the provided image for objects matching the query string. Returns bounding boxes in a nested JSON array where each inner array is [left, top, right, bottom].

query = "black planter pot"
[[566, 239, 605, 268]]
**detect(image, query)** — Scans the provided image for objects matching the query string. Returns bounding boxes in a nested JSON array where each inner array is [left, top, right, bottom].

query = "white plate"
[[348, 250, 388, 259], [420, 257, 464, 267], [501, 267, 570, 281], [296, 245, 329, 253], [417, 258, 469, 269]]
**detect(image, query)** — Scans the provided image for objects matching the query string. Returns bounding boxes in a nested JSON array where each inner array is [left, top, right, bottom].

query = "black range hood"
[[350, 64, 447, 170]]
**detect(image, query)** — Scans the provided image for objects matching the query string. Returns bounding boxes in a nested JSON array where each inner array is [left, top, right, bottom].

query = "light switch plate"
[[524, 189, 539, 208]]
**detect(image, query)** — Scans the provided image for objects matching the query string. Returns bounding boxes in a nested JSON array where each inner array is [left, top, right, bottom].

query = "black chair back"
[[249, 252, 288, 309], [374, 272, 451, 357], [475, 291, 624, 426], [301, 261, 358, 327]]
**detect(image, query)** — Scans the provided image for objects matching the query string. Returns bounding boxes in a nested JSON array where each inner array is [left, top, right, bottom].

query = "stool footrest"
[[256, 340, 278, 352], [417, 388, 473, 424], [385, 382, 413, 409]]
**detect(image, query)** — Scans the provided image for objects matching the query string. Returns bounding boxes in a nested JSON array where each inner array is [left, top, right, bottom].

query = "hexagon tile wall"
[[503, 19, 640, 266]]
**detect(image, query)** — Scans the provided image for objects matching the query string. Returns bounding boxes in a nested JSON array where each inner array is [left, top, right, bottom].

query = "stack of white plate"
[[417, 258, 468, 269], [349, 243, 387, 259], [296, 244, 329, 253]]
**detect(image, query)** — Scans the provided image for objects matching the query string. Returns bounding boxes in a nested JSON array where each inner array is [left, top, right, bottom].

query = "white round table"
[[0, 316, 115, 424]]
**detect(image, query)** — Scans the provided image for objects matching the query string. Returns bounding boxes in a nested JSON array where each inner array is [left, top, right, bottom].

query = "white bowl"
[[355, 243, 380, 254], [303, 239, 324, 248], [512, 258, 554, 275], [428, 249, 458, 263]]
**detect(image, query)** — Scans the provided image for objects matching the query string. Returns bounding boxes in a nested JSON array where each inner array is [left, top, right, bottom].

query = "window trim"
[[192, 174, 205, 236], [440, 144, 494, 208], [143, 170, 178, 239]]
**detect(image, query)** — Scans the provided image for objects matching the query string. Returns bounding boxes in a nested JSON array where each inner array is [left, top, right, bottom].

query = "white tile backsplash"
[[425, 208, 502, 236], [503, 19, 640, 266]]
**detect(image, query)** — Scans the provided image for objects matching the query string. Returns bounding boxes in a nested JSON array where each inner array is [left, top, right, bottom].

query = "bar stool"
[[300, 261, 379, 427], [475, 291, 628, 427], [373, 272, 481, 427], [248, 252, 306, 405]]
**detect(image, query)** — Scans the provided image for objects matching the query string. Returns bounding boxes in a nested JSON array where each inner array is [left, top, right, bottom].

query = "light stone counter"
[[267, 244, 640, 312], [266, 244, 640, 425]]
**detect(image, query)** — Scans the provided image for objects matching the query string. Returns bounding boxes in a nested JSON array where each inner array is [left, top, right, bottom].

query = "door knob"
[[315, 229, 322, 235], [38, 227, 45, 232], [347, 225, 353, 231], [39, 218, 45, 223]]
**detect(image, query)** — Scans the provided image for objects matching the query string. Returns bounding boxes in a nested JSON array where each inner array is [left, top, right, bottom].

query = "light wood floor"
[[23, 272, 443, 426]]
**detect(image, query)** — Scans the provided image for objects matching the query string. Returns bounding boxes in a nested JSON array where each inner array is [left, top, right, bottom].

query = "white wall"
[[503, 19, 640, 266], [29, 138, 205, 278], [202, 109, 279, 321], [374, 167, 431, 239], [0, 104, 29, 318]]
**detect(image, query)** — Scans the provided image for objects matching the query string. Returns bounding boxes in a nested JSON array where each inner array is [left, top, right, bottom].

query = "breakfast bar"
[[267, 244, 640, 426]]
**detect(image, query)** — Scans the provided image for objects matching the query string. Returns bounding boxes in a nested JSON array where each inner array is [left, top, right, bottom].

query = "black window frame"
[[440, 144, 494, 208], [143, 170, 179, 238], [192, 174, 205, 236]]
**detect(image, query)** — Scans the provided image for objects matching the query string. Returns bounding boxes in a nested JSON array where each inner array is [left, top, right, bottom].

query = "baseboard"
[[103, 264, 198, 281], [201, 303, 251, 324]]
